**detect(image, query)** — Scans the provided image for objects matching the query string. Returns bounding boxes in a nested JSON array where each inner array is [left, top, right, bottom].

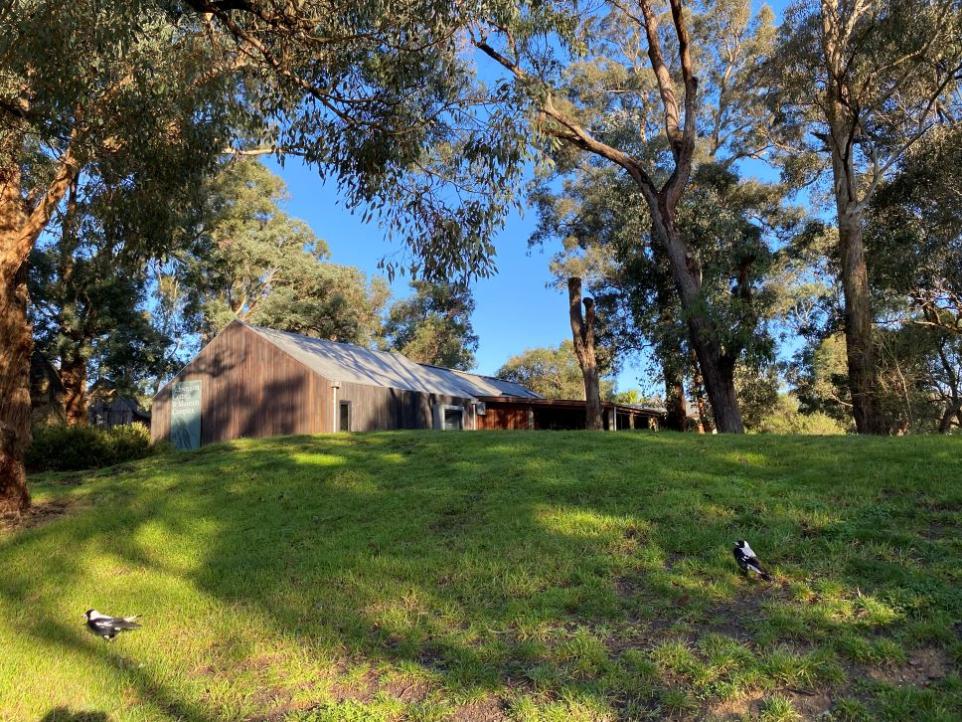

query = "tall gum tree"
[[469, 0, 779, 432], [0, 2, 236, 514], [767, 0, 962, 433]]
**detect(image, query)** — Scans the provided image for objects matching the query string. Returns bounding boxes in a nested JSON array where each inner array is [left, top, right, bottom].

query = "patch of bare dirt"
[[327, 669, 380, 703], [866, 646, 950, 686], [450, 697, 510, 722], [785, 689, 833, 719], [707, 689, 766, 720], [707, 688, 832, 721], [381, 676, 433, 703], [0, 498, 75, 533]]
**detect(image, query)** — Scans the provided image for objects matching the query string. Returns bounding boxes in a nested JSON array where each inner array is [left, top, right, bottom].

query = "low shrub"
[[756, 395, 849, 435], [26, 423, 155, 472]]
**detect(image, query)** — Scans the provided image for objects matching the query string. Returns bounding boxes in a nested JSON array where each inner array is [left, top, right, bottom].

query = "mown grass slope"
[[1, 431, 961, 722]]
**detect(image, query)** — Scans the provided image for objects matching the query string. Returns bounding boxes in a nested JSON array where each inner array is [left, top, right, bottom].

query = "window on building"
[[339, 400, 352, 432], [443, 406, 464, 431]]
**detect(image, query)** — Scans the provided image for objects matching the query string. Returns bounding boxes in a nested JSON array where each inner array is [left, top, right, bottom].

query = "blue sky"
[[262, 1, 793, 393], [263, 156, 599, 383]]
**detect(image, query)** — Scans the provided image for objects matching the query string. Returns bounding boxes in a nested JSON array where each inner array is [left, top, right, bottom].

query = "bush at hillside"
[[26, 423, 156, 472], [756, 395, 849, 435]]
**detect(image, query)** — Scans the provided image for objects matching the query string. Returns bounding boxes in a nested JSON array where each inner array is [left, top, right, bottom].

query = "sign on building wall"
[[170, 381, 201, 450]]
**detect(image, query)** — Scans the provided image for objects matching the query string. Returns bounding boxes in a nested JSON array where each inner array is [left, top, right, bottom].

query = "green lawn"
[[1, 432, 961, 722]]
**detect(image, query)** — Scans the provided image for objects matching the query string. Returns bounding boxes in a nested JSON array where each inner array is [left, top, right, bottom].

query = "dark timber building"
[[151, 321, 662, 449]]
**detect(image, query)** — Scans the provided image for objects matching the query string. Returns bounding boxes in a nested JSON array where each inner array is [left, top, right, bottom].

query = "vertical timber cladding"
[[151, 322, 333, 446], [170, 381, 201, 450], [336, 380, 476, 431]]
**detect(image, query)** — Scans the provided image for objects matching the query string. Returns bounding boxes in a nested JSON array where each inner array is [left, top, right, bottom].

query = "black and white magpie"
[[84, 609, 141, 641], [732, 540, 772, 581]]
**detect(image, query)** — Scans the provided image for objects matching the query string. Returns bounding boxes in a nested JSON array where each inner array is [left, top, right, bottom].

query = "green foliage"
[[176, 160, 388, 346], [496, 341, 614, 400], [382, 281, 478, 370], [735, 363, 781, 431], [4, 1, 238, 221], [757, 395, 849, 435], [611, 388, 659, 406], [25, 423, 154, 472]]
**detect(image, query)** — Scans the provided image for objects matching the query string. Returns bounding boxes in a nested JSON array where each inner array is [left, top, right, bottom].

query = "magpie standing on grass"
[[732, 540, 772, 581], [84, 609, 141, 641]]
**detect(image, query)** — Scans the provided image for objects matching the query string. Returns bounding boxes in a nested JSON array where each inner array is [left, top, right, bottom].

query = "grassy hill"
[[1, 431, 961, 722]]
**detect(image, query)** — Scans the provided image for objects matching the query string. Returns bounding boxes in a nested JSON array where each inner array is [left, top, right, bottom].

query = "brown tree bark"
[[60, 352, 88, 425], [0, 135, 79, 514], [0, 157, 33, 516], [648, 208, 745, 432], [568, 277, 604, 430], [690, 349, 712, 433], [663, 364, 688, 432], [820, 3, 886, 435]]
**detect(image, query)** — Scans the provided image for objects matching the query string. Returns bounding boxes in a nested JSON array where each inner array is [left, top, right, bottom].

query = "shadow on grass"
[[40, 710, 109, 722], [4, 432, 962, 720]]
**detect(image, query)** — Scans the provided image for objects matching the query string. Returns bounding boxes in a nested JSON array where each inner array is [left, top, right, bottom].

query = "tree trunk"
[[0, 134, 77, 514], [0, 160, 32, 516], [648, 203, 745, 433], [836, 196, 883, 434], [690, 349, 712, 433], [651, 236, 688, 431], [60, 352, 88, 425], [568, 277, 604, 430], [820, 4, 885, 436], [663, 364, 688, 431]]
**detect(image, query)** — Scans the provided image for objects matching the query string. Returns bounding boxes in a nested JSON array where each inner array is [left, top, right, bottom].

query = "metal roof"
[[247, 324, 541, 400]]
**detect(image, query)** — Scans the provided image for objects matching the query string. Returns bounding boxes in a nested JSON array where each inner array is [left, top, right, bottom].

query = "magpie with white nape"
[[84, 609, 141, 641], [732, 540, 772, 581]]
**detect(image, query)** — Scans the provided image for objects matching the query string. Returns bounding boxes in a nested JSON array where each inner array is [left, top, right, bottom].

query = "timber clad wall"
[[476, 404, 529, 430], [337, 381, 474, 431], [152, 323, 333, 444]]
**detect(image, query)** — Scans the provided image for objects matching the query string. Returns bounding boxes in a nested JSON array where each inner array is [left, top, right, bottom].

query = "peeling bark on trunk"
[[568, 277, 604, 430], [0, 159, 32, 516]]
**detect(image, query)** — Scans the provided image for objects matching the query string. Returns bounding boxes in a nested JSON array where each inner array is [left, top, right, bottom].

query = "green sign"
[[170, 381, 201, 450]]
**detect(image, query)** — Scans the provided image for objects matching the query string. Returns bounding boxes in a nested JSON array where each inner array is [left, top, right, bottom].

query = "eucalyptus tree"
[[766, 0, 962, 433], [0, 1, 237, 514], [177, 159, 389, 345], [496, 341, 616, 401], [868, 124, 962, 430], [530, 165, 622, 428], [178, 0, 786, 433], [475, 0, 778, 431], [382, 281, 479, 370], [531, 161, 797, 432]]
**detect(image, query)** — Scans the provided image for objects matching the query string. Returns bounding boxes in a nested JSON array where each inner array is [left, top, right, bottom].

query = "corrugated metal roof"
[[247, 324, 540, 399], [432, 366, 543, 399]]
